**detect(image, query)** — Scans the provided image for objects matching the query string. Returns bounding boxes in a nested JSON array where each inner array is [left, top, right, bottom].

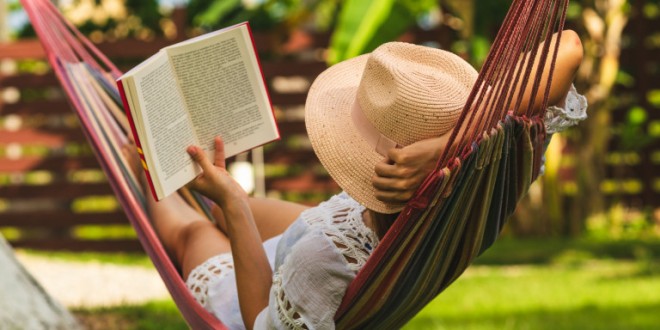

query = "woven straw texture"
[[305, 42, 478, 213]]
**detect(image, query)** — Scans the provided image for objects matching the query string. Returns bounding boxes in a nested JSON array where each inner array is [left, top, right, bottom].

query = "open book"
[[117, 22, 279, 201]]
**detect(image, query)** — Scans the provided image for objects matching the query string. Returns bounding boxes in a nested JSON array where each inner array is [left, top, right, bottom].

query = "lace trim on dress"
[[303, 193, 379, 272], [185, 253, 234, 308], [272, 273, 309, 329], [545, 84, 588, 134], [272, 193, 379, 328]]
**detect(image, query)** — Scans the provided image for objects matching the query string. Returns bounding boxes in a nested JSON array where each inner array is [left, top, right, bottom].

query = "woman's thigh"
[[178, 220, 232, 280], [212, 197, 310, 241]]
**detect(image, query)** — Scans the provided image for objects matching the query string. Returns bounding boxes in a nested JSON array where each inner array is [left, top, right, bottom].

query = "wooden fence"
[[0, 15, 453, 251]]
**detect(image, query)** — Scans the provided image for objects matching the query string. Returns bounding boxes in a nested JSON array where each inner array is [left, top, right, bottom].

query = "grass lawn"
[[405, 260, 660, 329], [69, 238, 660, 329], [74, 301, 188, 330]]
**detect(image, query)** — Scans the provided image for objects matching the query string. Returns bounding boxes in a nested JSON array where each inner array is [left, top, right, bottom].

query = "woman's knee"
[[174, 220, 219, 262], [558, 30, 583, 72]]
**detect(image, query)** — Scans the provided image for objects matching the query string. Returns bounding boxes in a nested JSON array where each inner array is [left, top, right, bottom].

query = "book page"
[[128, 52, 200, 198], [165, 24, 278, 158]]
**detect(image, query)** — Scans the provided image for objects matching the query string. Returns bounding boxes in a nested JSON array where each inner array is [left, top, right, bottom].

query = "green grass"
[[405, 259, 660, 329], [473, 238, 660, 265], [63, 238, 660, 329], [73, 301, 187, 330]]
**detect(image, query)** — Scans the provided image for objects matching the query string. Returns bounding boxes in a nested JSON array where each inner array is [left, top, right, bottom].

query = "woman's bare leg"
[[211, 198, 309, 241], [122, 145, 231, 279]]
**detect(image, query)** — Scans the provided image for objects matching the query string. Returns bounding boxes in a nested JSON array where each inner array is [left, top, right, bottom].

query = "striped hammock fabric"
[[21, 0, 567, 328], [335, 0, 567, 327]]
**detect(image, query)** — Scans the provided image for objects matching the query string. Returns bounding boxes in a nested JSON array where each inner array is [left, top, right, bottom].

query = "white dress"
[[187, 192, 373, 330], [185, 86, 588, 330]]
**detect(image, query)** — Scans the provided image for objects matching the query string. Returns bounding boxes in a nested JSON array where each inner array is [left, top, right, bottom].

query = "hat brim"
[[305, 54, 404, 214]]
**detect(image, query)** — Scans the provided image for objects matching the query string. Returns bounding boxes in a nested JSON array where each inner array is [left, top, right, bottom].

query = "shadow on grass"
[[595, 259, 660, 281], [407, 302, 660, 330], [475, 239, 660, 266], [73, 300, 187, 330]]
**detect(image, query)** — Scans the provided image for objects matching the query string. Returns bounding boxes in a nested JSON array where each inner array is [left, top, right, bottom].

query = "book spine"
[[245, 22, 281, 141], [116, 78, 160, 201]]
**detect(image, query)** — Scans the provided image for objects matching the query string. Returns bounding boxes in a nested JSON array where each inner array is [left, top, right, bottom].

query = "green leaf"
[[328, 0, 435, 64], [627, 106, 647, 125], [566, 2, 583, 20], [471, 36, 491, 68], [193, 0, 242, 27], [648, 89, 660, 107], [329, 0, 394, 64]]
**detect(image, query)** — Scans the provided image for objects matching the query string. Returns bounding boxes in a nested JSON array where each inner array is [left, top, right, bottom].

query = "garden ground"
[[18, 238, 660, 330]]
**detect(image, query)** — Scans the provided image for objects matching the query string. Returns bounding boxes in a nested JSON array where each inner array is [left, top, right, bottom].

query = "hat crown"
[[356, 42, 478, 146]]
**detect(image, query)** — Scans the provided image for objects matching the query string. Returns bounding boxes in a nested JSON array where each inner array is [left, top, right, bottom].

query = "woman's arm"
[[187, 137, 271, 330], [514, 29, 584, 114], [374, 30, 583, 204]]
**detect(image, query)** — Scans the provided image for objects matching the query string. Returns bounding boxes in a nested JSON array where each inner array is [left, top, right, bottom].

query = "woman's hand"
[[372, 135, 448, 204], [187, 136, 247, 207], [189, 137, 271, 329]]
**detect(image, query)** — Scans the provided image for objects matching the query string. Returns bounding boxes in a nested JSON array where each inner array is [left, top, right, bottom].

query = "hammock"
[[21, 0, 567, 328]]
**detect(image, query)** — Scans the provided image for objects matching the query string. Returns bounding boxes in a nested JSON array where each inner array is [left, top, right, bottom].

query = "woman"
[[124, 30, 586, 329]]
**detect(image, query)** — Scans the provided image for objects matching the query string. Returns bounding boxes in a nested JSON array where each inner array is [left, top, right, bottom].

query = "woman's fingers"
[[374, 160, 406, 178], [373, 159, 420, 204], [374, 189, 413, 203], [187, 145, 214, 173], [187, 136, 226, 172], [372, 175, 414, 192], [184, 137, 248, 206], [213, 136, 226, 169]]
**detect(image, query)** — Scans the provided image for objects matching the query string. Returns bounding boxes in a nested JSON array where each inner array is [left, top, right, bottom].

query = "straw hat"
[[305, 42, 478, 213]]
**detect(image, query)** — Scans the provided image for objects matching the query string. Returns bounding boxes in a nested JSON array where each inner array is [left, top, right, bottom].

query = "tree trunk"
[[568, 0, 629, 234], [0, 235, 80, 330], [510, 0, 629, 237]]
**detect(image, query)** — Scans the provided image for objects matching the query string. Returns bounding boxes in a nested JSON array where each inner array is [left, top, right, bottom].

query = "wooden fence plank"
[[0, 128, 87, 144], [0, 182, 114, 198], [0, 155, 100, 172], [1, 100, 72, 115], [0, 73, 60, 88], [268, 92, 308, 105], [0, 129, 68, 145], [270, 121, 308, 135], [7, 238, 143, 252], [0, 211, 127, 227], [0, 39, 46, 59]]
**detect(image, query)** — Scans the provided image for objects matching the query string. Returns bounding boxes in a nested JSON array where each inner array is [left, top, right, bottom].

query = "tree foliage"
[[15, 0, 162, 39], [327, 0, 437, 64]]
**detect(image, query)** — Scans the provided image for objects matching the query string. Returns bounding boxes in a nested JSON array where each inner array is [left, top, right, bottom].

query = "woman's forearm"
[[185, 138, 272, 329], [220, 197, 272, 330], [514, 29, 583, 113], [462, 30, 583, 140]]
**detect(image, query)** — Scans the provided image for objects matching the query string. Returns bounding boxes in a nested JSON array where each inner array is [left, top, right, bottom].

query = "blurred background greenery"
[[1, 0, 659, 329]]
